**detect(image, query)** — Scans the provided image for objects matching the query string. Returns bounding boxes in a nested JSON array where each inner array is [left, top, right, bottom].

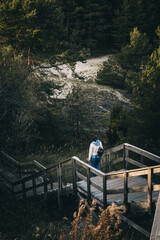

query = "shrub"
[[96, 56, 126, 89], [60, 199, 126, 240]]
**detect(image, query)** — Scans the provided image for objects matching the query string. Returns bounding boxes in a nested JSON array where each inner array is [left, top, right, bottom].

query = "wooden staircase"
[[1, 143, 160, 239]]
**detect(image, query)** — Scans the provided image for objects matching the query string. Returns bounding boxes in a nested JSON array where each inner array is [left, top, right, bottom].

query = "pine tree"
[[0, 0, 65, 64], [112, 0, 135, 49]]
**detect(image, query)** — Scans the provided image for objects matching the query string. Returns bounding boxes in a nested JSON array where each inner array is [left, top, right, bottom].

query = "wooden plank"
[[103, 176, 107, 208], [128, 186, 148, 193], [0, 180, 14, 193], [0, 172, 14, 184], [12, 171, 43, 186], [76, 172, 87, 182], [106, 173, 124, 180], [106, 189, 124, 194], [22, 180, 26, 199], [118, 213, 150, 238], [43, 171, 47, 194], [32, 175, 37, 196], [124, 172, 128, 205], [0, 151, 20, 167], [77, 187, 103, 207], [128, 170, 148, 177], [108, 152, 111, 172], [87, 168, 91, 200], [153, 167, 160, 174], [33, 160, 46, 170], [90, 180, 103, 192], [72, 158, 77, 196], [72, 156, 105, 177], [148, 168, 153, 214], [125, 148, 129, 169], [126, 157, 147, 168], [14, 179, 51, 195], [77, 172, 159, 205], [150, 192, 160, 240], [153, 185, 160, 192], [111, 157, 123, 165], [123, 145, 126, 169], [106, 144, 124, 154], [124, 143, 160, 163]]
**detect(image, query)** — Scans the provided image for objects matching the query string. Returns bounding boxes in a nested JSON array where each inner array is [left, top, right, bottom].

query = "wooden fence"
[[0, 143, 160, 215], [102, 143, 160, 172]]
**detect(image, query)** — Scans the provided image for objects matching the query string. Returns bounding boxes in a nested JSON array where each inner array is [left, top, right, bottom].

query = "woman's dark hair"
[[92, 134, 97, 141]]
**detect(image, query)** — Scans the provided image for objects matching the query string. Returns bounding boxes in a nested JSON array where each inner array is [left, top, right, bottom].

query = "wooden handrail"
[[124, 143, 160, 163], [0, 151, 20, 166], [1, 143, 160, 215], [33, 160, 46, 170], [103, 143, 160, 173]]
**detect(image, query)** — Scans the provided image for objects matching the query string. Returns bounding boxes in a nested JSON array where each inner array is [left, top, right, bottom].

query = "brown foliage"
[[61, 199, 126, 240]]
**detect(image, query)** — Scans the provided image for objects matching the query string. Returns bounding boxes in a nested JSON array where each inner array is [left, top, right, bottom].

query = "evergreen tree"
[[107, 104, 131, 146], [112, 0, 134, 49], [0, 0, 65, 64], [117, 27, 151, 72], [143, 0, 160, 41]]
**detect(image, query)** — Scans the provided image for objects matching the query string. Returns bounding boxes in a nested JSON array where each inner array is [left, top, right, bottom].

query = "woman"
[[88, 135, 103, 177]]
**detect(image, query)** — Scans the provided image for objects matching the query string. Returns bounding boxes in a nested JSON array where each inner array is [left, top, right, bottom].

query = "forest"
[[1, 1, 160, 240], [1, 0, 160, 158]]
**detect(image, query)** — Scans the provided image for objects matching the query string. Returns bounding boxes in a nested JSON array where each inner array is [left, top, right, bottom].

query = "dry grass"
[[59, 199, 126, 240], [28, 199, 126, 240]]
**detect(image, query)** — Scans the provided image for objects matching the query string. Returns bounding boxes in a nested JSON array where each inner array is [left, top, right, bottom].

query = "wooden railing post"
[[125, 148, 129, 170], [123, 145, 126, 169], [57, 163, 63, 213], [103, 175, 107, 208], [105, 152, 109, 173], [18, 165, 22, 178], [22, 180, 26, 199], [32, 174, 37, 197], [11, 183, 14, 196], [87, 168, 91, 201], [57, 163, 63, 194], [108, 151, 111, 172], [148, 168, 153, 214], [72, 158, 77, 197], [124, 171, 128, 206], [141, 155, 144, 165], [43, 170, 47, 195]]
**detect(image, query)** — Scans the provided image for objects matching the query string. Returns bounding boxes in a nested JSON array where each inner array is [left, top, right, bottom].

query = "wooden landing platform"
[[77, 174, 159, 206]]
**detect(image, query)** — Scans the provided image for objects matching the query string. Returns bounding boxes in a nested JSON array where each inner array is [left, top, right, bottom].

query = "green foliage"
[[96, 56, 126, 89], [96, 28, 151, 90], [0, 0, 65, 64], [112, 0, 135, 49], [0, 58, 63, 153], [106, 25, 160, 153], [117, 27, 151, 72], [131, 46, 160, 110], [1, 0, 160, 155], [62, 86, 98, 147], [106, 104, 131, 146], [112, 0, 160, 50], [128, 45, 160, 149]]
